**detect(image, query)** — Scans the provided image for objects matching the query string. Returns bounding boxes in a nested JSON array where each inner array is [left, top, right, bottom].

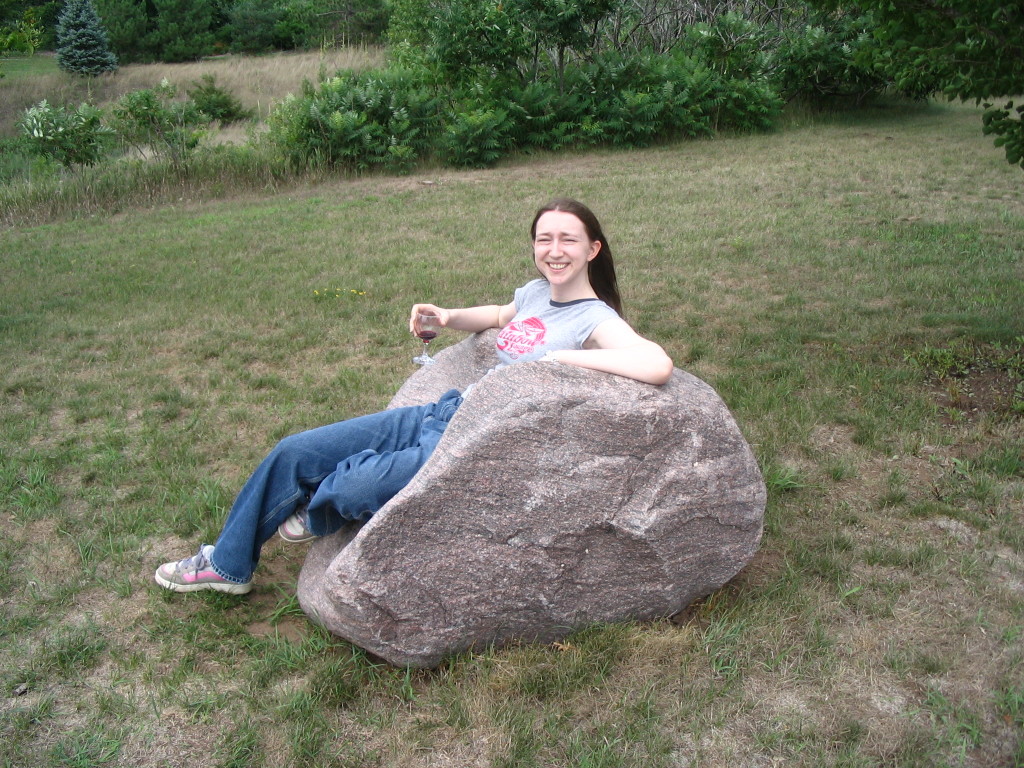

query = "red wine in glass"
[[413, 313, 440, 365]]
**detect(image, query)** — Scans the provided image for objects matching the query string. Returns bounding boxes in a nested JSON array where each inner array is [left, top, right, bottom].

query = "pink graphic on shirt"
[[497, 316, 547, 359]]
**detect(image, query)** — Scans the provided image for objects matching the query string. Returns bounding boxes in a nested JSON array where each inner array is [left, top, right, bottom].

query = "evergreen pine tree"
[[56, 0, 119, 76], [94, 0, 150, 63], [146, 0, 215, 62]]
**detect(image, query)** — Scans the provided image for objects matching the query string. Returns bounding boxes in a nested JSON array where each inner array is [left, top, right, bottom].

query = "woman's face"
[[532, 210, 601, 292]]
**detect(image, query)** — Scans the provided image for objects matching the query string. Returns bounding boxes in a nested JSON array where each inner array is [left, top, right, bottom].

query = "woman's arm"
[[409, 302, 517, 336], [545, 318, 674, 386]]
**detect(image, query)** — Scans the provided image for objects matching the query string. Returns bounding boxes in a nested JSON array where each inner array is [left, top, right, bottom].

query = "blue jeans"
[[210, 389, 463, 584]]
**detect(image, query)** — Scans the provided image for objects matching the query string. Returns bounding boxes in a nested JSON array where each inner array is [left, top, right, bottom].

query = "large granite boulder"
[[297, 330, 765, 667]]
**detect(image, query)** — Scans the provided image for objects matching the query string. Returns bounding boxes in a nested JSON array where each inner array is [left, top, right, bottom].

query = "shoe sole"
[[154, 569, 252, 595], [278, 524, 316, 543], [278, 531, 316, 543]]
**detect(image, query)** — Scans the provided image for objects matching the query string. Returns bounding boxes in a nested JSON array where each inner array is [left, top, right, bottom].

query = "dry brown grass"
[[0, 47, 385, 136]]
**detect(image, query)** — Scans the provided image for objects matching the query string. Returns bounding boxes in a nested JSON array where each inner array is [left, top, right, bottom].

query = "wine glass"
[[413, 312, 440, 365]]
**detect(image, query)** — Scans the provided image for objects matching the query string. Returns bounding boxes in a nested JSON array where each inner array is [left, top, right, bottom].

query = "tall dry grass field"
[[0, 47, 385, 137]]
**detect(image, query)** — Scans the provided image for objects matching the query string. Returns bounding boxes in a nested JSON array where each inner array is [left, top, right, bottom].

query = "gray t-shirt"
[[494, 279, 620, 367]]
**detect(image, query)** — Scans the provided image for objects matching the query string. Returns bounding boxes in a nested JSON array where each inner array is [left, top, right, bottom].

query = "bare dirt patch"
[[930, 367, 1022, 425]]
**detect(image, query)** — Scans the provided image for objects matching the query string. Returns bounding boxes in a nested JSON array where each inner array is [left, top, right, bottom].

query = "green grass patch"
[[1, 97, 1022, 767], [0, 54, 59, 79]]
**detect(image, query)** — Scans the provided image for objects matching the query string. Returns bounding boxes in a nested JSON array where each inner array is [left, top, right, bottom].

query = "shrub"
[[498, 53, 696, 153], [557, 52, 723, 146], [662, 57, 722, 137], [18, 100, 116, 167], [567, 56, 671, 147], [186, 75, 254, 124], [2, 9, 44, 55], [111, 80, 208, 165], [265, 47, 787, 173], [683, 12, 773, 81], [713, 77, 783, 133], [426, 0, 531, 84], [503, 80, 595, 151], [438, 106, 513, 167], [267, 69, 440, 173], [769, 14, 890, 105], [387, 0, 429, 49]]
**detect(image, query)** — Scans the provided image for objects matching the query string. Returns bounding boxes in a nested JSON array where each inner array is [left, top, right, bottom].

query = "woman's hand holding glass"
[[410, 304, 447, 366]]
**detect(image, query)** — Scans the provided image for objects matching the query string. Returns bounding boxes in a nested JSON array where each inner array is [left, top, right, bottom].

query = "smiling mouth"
[[547, 263, 569, 271]]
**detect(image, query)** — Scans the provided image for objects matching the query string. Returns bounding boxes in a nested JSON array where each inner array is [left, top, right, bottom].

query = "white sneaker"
[[154, 545, 252, 594], [278, 510, 316, 543]]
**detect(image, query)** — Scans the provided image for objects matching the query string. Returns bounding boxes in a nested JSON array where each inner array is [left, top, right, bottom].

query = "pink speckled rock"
[[297, 331, 765, 667]]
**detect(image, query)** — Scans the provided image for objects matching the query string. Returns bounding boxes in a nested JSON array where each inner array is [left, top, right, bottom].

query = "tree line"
[[0, 0, 387, 61], [2, 0, 1021, 170]]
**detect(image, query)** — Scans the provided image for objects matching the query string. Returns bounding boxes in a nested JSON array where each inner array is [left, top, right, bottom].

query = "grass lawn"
[[1, 98, 1022, 767], [0, 54, 59, 78]]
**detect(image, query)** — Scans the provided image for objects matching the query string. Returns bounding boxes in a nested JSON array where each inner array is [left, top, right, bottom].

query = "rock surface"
[[297, 331, 766, 667]]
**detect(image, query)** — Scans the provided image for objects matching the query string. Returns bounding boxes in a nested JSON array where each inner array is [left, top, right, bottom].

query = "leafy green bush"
[[683, 13, 773, 80], [773, 24, 841, 103], [567, 57, 668, 147], [488, 53, 698, 153], [265, 46, 785, 173], [111, 81, 208, 165], [187, 75, 254, 124], [386, 0, 431, 48], [662, 57, 722, 136], [267, 69, 440, 173], [502, 80, 598, 151], [552, 51, 775, 145], [438, 107, 513, 167], [18, 100, 116, 167], [392, 0, 613, 89], [1, 9, 44, 55], [713, 77, 783, 132], [570, 52, 702, 146], [769, 14, 890, 105], [426, 0, 530, 84]]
